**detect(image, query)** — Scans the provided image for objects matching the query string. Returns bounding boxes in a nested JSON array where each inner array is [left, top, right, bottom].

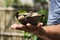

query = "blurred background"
[[0, 0, 49, 40]]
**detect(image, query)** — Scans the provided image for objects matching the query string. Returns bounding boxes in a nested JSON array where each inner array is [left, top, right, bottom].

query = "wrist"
[[33, 27, 48, 37], [38, 27, 48, 36], [42, 27, 48, 35]]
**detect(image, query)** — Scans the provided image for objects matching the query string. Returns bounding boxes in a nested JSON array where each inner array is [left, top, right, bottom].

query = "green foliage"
[[5, 0, 13, 7], [35, 0, 39, 2], [38, 9, 47, 14], [18, 10, 27, 14], [38, 9, 48, 25], [5, 0, 9, 7], [35, 0, 47, 2], [41, 0, 47, 2], [38, 10, 47, 16]]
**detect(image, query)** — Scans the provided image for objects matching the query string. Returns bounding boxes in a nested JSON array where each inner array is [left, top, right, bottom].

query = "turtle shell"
[[15, 12, 45, 25]]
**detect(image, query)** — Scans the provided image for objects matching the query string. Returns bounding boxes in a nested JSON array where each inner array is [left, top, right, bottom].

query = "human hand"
[[11, 23, 43, 35]]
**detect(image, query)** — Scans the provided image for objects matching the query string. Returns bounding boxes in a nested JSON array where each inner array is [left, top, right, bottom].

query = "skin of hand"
[[11, 23, 44, 35], [11, 23, 60, 40], [42, 24, 60, 40]]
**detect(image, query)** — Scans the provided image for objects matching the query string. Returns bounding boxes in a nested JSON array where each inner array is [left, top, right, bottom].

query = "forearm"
[[41, 24, 60, 40]]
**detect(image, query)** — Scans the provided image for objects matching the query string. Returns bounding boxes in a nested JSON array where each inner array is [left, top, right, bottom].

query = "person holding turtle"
[[11, 0, 60, 40]]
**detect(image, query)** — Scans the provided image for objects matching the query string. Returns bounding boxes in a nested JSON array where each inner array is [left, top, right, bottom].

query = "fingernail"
[[40, 23, 43, 25], [26, 23, 31, 26]]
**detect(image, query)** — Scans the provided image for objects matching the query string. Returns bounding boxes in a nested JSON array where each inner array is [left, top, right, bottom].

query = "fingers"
[[11, 23, 43, 33], [11, 24, 30, 32], [11, 24, 19, 29], [26, 23, 33, 32], [11, 24, 25, 30], [26, 23, 33, 29], [26, 23, 38, 32], [37, 23, 43, 27], [26, 23, 43, 34]]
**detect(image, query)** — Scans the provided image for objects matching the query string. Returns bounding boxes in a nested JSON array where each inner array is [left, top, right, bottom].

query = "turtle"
[[15, 12, 45, 25]]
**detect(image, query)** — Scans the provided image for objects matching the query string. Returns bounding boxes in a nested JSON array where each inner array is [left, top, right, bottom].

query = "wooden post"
[[0, 7, 16, 32]]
